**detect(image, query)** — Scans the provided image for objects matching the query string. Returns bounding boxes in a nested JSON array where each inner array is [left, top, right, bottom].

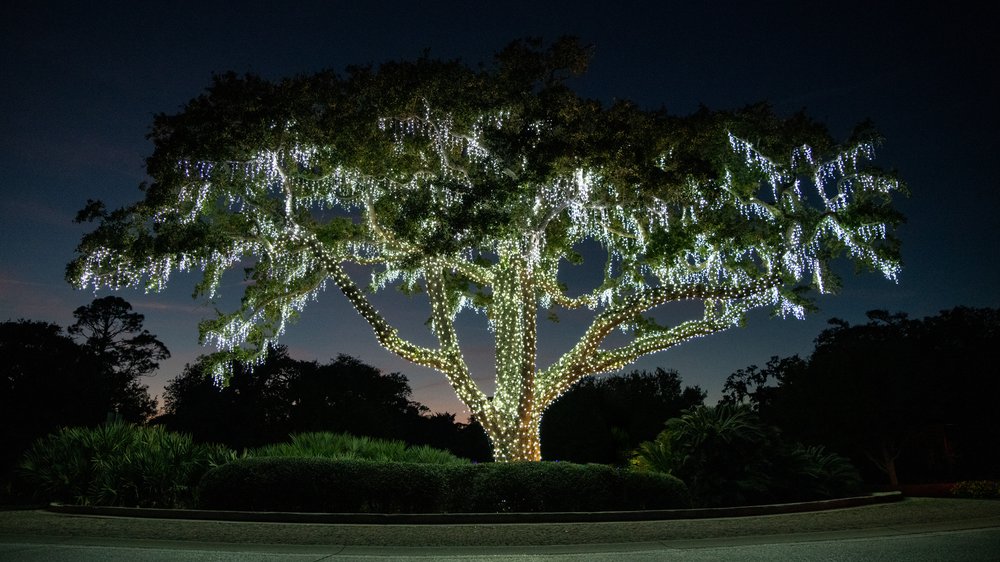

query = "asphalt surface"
[[1, 497, 998, 560]]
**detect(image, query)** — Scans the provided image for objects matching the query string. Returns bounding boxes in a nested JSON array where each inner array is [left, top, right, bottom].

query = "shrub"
[[951, 480, 1000, 499], [197, 458, 690, 513], [630, 404, 778, 506], [197, 457, 451, 512], [458, 462, 690, 512], [248, 432, 468, 465], [785, 444, 863, 499], [618, 469, 692, 510], [631, 405, 864, 506], [18, 422, 234, 508], [459, 462, 616, 512], [629, 431, 675, 473]]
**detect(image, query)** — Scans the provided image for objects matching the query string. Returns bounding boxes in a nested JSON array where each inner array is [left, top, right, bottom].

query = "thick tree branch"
[[302, 236, 451, 373], [588, 315, 732, 375], [359, 201, 494, 286], [425, 264, 490, 415], [536, 276, 781, 406]]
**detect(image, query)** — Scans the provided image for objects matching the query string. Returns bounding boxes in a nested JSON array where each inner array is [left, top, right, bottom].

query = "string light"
[[73, 103, 902, 463]]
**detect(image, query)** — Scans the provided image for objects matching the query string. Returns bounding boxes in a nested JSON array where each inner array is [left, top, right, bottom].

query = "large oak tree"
[[69, 38, 904, 461]]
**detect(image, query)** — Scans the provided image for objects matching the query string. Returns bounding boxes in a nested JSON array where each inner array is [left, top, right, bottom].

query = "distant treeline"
[[4, 301, 997, 490], [720, 307, 1000, 485]]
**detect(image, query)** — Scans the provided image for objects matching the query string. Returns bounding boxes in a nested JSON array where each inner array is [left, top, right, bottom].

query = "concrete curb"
[[47, 491, 902, 525]]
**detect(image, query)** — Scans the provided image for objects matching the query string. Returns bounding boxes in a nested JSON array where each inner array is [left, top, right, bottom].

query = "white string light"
[[74, 104, 902, 462]]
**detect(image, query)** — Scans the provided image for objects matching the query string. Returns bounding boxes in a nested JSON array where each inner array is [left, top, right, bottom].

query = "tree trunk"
[[484, 247, 542, 462], [883, 447, 900, 487], [481, 408, 543, 462], [867, 439, 902, 487]]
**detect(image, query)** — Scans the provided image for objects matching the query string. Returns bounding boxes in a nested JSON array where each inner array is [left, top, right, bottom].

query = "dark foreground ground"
[[0, 497, 998, 550]]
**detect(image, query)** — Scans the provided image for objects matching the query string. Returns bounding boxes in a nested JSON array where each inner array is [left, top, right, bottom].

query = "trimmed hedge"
[[197, 458, 690, 513], [198, 457, 450, 512]]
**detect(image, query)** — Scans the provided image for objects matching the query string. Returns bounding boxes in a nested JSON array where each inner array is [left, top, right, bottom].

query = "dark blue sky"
[[2, 1, 997, 416]]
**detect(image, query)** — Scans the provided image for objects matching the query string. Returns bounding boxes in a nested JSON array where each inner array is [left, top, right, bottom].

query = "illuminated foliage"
[[69, 39, 904, 461]]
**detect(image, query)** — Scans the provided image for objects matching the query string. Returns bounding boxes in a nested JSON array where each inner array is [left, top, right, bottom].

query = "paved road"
[[1, 498, 998, 560], [3, 528, 1000, 561]]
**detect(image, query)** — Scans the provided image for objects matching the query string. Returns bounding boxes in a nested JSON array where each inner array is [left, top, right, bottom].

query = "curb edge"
[[47, 491, 903, 525]]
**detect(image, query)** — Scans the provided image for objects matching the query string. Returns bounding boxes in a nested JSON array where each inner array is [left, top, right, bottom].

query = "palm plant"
[[788, 444, 863, 498], [18, 422, 233, 508], [630, 431, 676, 474], [632, 405, 863, 506], [632, 404, 779, 506]]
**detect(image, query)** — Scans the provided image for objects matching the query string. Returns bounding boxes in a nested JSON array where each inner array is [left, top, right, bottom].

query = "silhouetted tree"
[[722, 307, 1000, 485], [915, 307, 1000, 480], [720, 355, 807, 418], [0, 321, 104, 474], [159, 348, 474, 452], [69, 296, 167, 420], [540, 367, 705, 463], [287, 354, 426, 439], [161, 347, 310, 449], [788, 311, 924, 486]]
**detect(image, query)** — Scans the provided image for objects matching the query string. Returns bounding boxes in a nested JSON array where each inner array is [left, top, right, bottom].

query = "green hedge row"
[[198, 458, 690, 513]]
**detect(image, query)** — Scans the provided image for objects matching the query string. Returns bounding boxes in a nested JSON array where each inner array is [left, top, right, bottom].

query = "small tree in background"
[[68, 296, 167, 421], [159, 348, 302, 449], [69, 38, 904, 461], [1, 299, 163, 494]]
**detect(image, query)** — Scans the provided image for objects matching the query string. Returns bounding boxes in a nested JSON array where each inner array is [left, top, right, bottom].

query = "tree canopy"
[[69, 38, 905, 461]]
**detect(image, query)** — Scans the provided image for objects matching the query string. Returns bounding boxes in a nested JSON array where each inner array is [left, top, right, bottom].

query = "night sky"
[[2, 1, 997, 417]]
